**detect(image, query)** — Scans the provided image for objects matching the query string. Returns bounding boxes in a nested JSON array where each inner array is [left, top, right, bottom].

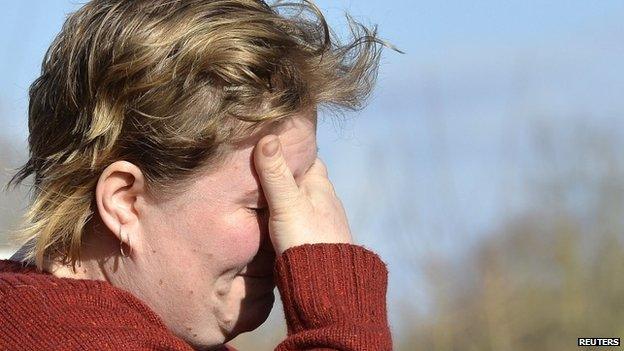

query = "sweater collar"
[[0, 259, 40, 274], [0, 259, 239, 351]]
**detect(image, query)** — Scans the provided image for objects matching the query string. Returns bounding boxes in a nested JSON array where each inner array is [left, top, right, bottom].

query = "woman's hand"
[[253, 135, 354, 256]]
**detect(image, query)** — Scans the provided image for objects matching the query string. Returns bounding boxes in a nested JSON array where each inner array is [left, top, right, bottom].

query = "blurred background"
[[2, 1, 624, 350]]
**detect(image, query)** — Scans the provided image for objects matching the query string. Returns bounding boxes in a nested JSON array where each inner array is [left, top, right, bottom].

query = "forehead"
[[205, 110, 318, 199]]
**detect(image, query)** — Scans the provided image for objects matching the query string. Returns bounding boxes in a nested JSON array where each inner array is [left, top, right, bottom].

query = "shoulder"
[[0, 265, 147, 319], [0, 264, 193, 350]]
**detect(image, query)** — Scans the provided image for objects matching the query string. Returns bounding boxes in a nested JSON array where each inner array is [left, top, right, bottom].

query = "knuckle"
[[319, 177, 336, 193], [302, 177, 336, 197], [324, 184, 336, 197], [264, 159, 289, 179], [312, 158, 329, 177]]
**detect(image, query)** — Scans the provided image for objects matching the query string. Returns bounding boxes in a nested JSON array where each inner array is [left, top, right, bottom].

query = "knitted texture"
[[0, 260, 200, 351], [274, 244, 392, 351], [0, 244, 391, 350]]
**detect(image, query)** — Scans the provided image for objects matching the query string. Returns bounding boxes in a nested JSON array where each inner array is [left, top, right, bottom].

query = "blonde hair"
[[5, 0, 395, 269]]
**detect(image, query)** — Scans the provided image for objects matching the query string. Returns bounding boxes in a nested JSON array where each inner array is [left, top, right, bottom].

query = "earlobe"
[[119, 223, 132, 257], [95, 160, 146, 249]]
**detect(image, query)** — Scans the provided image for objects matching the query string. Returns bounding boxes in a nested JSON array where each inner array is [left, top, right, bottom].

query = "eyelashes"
[[246, 207, 268, 216]]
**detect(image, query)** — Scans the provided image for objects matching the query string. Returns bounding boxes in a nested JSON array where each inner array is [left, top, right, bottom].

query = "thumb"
[[253, 135, 301, 212]]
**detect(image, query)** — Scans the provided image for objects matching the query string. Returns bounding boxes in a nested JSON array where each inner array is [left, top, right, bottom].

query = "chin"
[[185, 285, 276, 349], [227, 290, 276, 340]]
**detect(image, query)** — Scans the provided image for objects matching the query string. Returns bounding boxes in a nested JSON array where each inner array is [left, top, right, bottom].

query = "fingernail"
[[263, 137, 279, 157]]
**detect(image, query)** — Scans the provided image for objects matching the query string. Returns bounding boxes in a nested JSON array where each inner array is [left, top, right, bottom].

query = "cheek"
[[148, 200, 264, 274], [213, 212, 264, 266]]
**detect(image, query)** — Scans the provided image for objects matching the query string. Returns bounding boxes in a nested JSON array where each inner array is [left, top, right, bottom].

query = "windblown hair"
[[6, 0, 392, 269]]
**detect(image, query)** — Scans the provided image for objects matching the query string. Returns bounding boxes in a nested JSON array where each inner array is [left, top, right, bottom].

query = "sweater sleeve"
[[272, 243, 393, 351]]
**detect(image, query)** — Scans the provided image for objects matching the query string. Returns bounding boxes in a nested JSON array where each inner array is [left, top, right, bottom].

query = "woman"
[[0, 0, 393, 350]]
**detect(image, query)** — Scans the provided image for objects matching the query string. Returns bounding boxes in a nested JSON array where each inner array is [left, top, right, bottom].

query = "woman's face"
[[131, 111, 318, 347]]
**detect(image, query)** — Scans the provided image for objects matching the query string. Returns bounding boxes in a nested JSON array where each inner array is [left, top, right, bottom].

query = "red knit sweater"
[[0, 243, 392, 350]]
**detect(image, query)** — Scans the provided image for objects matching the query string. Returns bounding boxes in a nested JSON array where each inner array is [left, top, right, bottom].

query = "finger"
[[253, 135, 301, 211], [305, 157, 329, 178]]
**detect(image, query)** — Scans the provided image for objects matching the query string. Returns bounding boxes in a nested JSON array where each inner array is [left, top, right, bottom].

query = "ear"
[[95, 160, 147, 255]]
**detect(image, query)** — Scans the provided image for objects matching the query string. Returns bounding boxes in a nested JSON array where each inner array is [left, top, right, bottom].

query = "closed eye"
[[246, 207, 268, 215]]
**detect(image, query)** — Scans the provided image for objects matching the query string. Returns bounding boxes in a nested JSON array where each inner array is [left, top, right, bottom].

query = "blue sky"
[[2, 0, 624, 334]]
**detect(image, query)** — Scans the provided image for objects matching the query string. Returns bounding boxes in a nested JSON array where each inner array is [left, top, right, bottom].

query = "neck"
[[37, 219, 125, 283], [43, 253, 109, 282]]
